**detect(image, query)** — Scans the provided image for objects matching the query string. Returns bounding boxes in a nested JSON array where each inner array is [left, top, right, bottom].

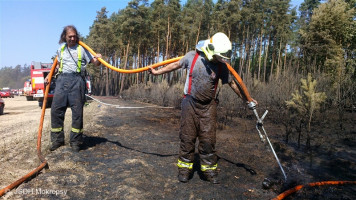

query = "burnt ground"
[[2, 96, 356, 199]]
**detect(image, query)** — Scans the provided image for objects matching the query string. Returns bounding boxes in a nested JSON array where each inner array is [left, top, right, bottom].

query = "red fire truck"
[[28, 62, 56, 107], [27, 61, 92, 108]]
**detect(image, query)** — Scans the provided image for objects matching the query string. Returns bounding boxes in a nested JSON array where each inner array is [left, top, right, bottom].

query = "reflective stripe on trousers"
[[51, 127, 83, 133], [51, 127, 63, 132], [177, 159, 193, 169], [201, 164, 218, 171], [71, 127, 83, 133]]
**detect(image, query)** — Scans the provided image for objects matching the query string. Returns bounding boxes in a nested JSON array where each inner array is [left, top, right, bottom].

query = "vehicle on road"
[[24, 79, 34, 101], [0, 97, 4, 115], [0, 88, 14, 98], [18, 89, 24, 96], [11, 89, 19, 96]]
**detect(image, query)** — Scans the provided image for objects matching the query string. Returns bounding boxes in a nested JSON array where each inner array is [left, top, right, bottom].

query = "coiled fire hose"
[[1, 41, 355, 199]]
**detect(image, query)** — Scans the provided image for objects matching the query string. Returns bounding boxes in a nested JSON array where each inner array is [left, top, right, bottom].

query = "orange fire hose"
[[224, 62, 253, 102], [79, 41, 254, 102], [273, 180, 356, 200], [0, 57, 57, 197], [79, 41, 183, 73]]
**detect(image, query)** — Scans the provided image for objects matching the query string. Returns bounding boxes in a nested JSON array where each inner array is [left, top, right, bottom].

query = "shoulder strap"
[[59, 44, 66, 73], [214, 63, 222, 92], [76, 45, 82, 72], [214, 63, 223, 98], [187, 52, 200, 95]]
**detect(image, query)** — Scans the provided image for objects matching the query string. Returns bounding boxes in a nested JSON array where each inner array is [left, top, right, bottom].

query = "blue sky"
[[0, 0, 304, 68]]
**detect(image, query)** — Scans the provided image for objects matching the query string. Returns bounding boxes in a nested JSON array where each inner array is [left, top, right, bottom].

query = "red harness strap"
[[214, 64, 222, 93], [186, 52, 222, 98], [187, 52, 200, 95]]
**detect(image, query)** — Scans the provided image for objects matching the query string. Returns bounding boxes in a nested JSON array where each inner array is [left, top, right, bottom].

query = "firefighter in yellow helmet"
[[150, 32, 257, 183]]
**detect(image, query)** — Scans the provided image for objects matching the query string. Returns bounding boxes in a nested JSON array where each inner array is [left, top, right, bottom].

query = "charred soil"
[[1, 96, 355, 199]]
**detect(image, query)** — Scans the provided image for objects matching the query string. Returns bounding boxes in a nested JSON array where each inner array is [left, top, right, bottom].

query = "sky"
[[0, 0, 304, 68]]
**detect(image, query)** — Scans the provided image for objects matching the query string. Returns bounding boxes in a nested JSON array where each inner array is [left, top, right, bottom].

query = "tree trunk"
[[306, 131, 311, 150], [283, 43, 288, 77], [157, 31, 160, 63], [119, 36, 131, 95], [195, 19, 201, 46], [313, 55, 317, 74], [163, 16, 171, 82], [248, 36, 256, 79], [165, 16, 170, 60], [117, 51, 123, 95], [137, 45, 140, 85], [239, 25, 245, 76], [263, 34, 270, 82], [275, 41, 282, 80], [105, 67, 109, 96], [270, 50, 275, 81], [297, 121, 302, 149], [100, 75, 105, 96], [111, 55, 117, 95], [296, 50, 301, 74], [257, 27, 263, 81], [244, 25, 250, 78]]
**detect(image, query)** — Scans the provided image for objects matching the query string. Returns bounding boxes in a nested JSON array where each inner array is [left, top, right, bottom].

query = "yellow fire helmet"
[[196, 32, 232, 61]]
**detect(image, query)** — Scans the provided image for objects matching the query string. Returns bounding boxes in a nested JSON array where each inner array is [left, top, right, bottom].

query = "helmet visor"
[[219, 50, 232, 59]]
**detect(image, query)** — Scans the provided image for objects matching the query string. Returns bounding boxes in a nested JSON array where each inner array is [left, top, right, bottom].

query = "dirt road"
[[0, 96, 51, 189], [1, 96, 355, 199]]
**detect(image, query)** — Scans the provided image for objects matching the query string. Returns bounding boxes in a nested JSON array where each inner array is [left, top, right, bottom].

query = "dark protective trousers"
[[179, 95, 218, 168], [51, 73, 86, 146]]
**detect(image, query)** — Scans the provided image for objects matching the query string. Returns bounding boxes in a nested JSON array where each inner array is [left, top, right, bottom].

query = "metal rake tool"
[[249, 104, 287, 181]]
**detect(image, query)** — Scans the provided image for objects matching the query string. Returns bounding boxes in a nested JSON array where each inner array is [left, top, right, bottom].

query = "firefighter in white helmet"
[[150, 32, 257, 184]]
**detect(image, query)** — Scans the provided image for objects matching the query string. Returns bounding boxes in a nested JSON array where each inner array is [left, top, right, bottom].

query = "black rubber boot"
[[178, 168, 192, 183], [70, 131, 83, 152], [203, 170, 220, 184], [50, 131, 64, 151]]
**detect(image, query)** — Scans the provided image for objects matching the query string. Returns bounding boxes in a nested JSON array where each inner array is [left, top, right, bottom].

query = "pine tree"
[[285, 73, 326, 149]]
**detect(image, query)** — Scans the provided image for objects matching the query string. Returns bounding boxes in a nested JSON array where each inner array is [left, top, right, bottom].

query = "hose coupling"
[[248, 101, 256, 110]]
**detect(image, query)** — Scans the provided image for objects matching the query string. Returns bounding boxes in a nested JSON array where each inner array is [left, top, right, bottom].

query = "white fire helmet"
[[196, 32, 232, 61]]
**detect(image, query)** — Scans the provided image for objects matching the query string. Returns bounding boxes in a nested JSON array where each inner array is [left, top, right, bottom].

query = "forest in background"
[[0, 65, 31, 89], [1, 0, 355, 148], [81, 0, 355, 96]]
